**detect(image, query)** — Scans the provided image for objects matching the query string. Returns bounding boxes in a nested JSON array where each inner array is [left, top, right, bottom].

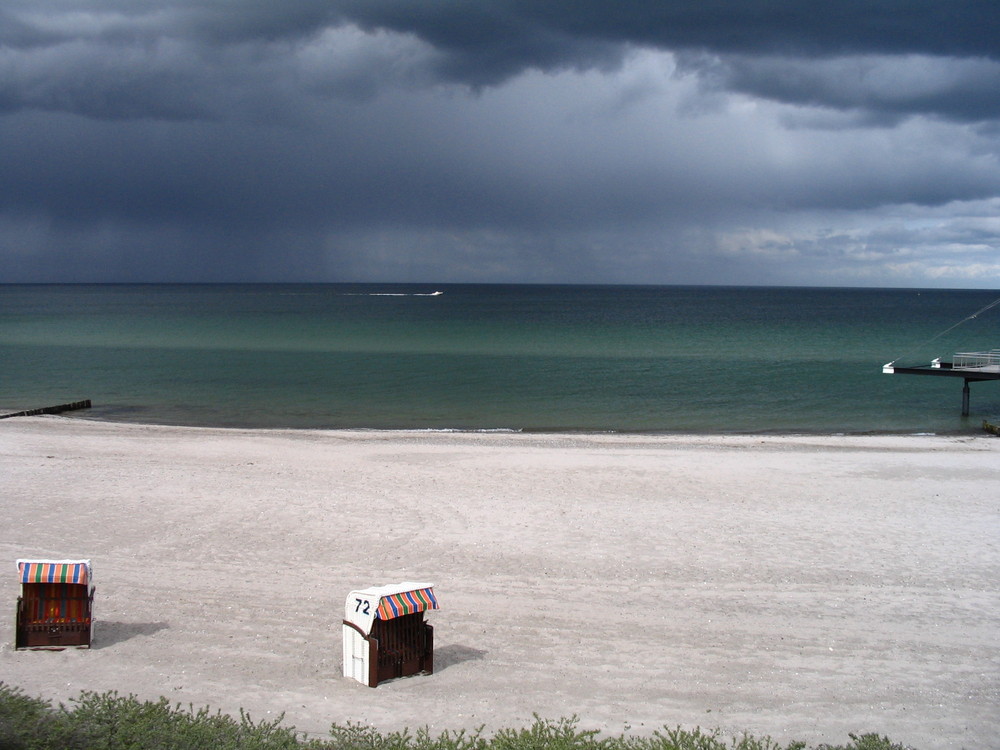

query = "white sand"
[[1, 417, 998, 749]]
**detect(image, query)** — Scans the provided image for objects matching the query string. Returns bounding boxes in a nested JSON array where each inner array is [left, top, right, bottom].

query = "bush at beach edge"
[[0, 683, 913, 750]]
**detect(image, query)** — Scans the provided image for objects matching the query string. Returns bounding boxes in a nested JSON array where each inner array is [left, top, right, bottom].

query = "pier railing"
[[952, 349, 1000, 372]]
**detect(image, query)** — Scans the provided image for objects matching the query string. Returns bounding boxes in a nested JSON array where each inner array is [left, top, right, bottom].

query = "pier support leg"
[[962, 379, 971, 417]]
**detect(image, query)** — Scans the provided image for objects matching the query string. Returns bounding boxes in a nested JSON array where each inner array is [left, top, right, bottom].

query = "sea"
[[1, 283, 998, 435]]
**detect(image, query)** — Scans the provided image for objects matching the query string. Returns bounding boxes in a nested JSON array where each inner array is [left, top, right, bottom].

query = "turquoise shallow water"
[[1, 283, 998, 433]]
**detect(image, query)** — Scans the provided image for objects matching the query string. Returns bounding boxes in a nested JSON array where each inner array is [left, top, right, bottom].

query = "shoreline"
[[5, 411, 996, 439], [2, 417, 998, 749]]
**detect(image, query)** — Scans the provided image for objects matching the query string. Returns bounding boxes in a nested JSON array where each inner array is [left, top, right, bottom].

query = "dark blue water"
[[1, 284, 997, 433]]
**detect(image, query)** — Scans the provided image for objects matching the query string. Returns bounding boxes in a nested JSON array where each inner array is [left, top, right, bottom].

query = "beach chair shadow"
[[94, 621, 169, 648], [433, 644, 487, 671]]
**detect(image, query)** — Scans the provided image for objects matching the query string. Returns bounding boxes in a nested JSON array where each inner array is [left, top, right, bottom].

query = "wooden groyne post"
[[0, 399, 92, 419]]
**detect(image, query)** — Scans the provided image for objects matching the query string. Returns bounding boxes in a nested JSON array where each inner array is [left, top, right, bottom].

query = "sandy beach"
[[1, 417, 997, 749]]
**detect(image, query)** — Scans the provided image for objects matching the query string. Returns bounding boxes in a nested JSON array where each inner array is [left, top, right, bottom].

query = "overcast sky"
[[2, 1, 999, 287]]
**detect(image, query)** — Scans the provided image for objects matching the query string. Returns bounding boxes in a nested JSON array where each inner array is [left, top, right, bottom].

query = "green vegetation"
[[0, 683, 913, 750]]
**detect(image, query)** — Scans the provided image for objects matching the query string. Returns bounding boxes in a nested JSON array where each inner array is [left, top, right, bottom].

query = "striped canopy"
[[18, 560, 91, 586], [375, 586, 438, 620]]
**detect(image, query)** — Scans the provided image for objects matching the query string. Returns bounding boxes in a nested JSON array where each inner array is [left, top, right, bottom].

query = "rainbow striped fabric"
[[18, 560, 90, 586], [375, 586, 438, 620]]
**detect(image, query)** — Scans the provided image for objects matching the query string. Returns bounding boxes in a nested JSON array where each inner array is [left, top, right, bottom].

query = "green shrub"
[[65, 691, 308, 750], [0, 682, 88, 750], [816, 734, 913, 750], [646, 725, 804, 750], [0, 683, 916, 750]]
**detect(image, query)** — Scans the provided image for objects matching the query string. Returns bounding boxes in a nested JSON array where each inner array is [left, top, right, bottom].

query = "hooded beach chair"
[[15, 559, 94, 649], [342, 582, 438, 687]]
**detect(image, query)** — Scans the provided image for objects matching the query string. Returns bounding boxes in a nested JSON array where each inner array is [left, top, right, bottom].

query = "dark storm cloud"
[[3, 1, 999, 122], [0, 1, 334, 48], [678, 53, 1000, 124], [1, 0, 999, 286], [333, 0, 1000, 76], [327, 0, 1000, 123]]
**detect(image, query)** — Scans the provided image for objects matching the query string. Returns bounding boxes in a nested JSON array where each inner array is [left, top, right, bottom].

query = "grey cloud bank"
[[1, 1, 999, 287]]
